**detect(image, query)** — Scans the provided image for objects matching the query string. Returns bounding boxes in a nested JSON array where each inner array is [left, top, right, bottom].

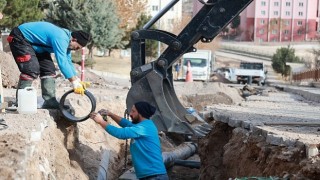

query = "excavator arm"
[[126, 0, 254, 136]]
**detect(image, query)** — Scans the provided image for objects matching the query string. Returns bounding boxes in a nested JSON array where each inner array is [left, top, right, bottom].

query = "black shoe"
[[41, 99, 60, 109], [5, 101, 17, 111], [42, 99, 73, 113]]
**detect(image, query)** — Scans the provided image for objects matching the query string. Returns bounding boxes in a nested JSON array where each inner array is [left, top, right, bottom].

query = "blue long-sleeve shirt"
[[106, 118, 167, 179], [18, 22, 77, 79]]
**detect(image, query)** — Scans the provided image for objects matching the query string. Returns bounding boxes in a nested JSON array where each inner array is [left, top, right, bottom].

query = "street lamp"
[[158, 0, 161, 58]]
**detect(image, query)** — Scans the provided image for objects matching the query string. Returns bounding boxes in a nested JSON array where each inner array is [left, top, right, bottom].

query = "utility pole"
[[0, 65, 3, 112], [157, 0, 161, 57]]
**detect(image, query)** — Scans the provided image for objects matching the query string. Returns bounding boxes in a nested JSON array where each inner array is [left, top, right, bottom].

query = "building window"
[[298, 30, 302, 35], [261, 1, 266, 6], [272, 30, 277, 34], [297, 21, 303, 25], [284, 30, 289, 34], [284, 20, 290, 26], [261, 10, 266, 15], [271, 20, 278, 25], [152, 5, 158, 11], [167, 19, 174, 24], [259, 29, 264, 34], [274, 2, 279, 6], [286, 2, 291, 6], [285, 11, 290, 16], [260, 19, 265, 24], [274, 11, 279, 16], [299, 2, 304, 7], [298, 12, 303, 16]]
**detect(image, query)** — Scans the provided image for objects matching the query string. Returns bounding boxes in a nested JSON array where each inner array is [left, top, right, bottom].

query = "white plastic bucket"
[[18, 87, 37, 114]]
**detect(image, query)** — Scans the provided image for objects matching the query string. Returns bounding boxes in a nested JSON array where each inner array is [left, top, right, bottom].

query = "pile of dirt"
[[175, 82, 243, 111], [215, 56, 240, 68], [0, 51, 19, 88], [0, 51, 131, 179]]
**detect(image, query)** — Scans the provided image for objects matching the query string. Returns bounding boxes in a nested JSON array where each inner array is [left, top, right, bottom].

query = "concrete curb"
[[275, 85, 320, 103]]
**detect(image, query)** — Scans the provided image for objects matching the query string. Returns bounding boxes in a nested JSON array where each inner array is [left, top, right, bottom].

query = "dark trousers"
[[139, 173, 169, 180], [8, 27, 56, 80]]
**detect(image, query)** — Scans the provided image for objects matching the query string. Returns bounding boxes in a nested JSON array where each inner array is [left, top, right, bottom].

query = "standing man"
[[7, 21, 91, 109], [90, 101, 169, 180], [174, 62, 181, 80]]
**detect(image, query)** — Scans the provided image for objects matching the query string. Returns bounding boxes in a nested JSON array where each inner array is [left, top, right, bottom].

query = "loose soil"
[[0, 49, 319, 180]]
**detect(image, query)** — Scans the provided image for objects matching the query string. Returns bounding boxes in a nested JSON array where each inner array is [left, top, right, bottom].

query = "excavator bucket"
[[126, 0, 254, 137]]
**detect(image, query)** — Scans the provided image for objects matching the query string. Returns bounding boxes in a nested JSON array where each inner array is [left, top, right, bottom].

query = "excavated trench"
[[37, 113, 127, 180], [198, 121, 320, 180], [3, 85, 318, 180]]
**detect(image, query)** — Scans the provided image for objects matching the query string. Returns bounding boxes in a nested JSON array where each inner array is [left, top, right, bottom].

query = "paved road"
[[220, 41, 318, 57], [205, 86, 320, 146], [215, 51, 271, 65], [208, 49, 320, 154]]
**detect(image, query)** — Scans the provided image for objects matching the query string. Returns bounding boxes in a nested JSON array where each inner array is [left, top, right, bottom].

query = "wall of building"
[[240, 0, 319, 42], [146, 0, 182, 31]]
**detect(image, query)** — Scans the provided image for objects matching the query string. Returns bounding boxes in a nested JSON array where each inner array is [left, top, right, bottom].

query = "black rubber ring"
[[59, 90, 96, 122]]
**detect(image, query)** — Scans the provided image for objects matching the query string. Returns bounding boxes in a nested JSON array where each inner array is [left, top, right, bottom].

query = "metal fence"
[[292, 68, 320, 81]]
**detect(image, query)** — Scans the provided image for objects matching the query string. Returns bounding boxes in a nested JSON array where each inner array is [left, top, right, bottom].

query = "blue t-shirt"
[[106, 118, 166, 178], [18, 21, 77, 79], [174, 63, 180, 72]]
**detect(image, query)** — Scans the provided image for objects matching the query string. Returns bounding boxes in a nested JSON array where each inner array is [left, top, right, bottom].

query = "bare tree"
[[115, 0, 147, 30], [313, 50, 320, 68], [172, 13, 192, 35], [312, 38, 320, 68], [171, 13, 221, 52], [302, 54, 315, 69]]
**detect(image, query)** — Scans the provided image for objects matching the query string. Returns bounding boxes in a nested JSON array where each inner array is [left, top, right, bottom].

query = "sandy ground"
[[1, 46, 320, 179], [0, 50, 245, 179]]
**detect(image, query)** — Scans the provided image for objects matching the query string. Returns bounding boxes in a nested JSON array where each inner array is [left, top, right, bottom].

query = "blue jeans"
[[139, 173, 169, 180]]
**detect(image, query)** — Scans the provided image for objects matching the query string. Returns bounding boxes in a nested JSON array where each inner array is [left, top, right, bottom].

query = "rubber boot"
[[15, 79, 33, 106], [41, 78, 60, 109]]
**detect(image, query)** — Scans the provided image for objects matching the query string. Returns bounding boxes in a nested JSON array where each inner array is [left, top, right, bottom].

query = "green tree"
[[0, 0, 6, 11], [272, 46, 300, 77], [45, 0, 124, 56], [230, 15, 240, 29], [0, 0, 44, 30], [127, 14, 158, 58], [312, 40, 320, 68], [229, 15, 240, 36]]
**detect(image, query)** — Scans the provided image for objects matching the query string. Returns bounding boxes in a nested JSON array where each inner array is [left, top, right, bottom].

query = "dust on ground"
[[1, 49, 320, 180]]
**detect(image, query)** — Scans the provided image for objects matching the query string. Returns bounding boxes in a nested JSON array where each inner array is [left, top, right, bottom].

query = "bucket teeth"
[[126, 0, 254, 138], [192, 123, 212, 137], [197, 124, 212, 133], [194, 129, 207, 137], [199, 123, 213, 131]]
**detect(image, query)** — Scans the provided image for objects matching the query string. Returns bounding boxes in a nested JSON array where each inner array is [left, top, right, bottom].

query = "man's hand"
[[90, 112, 110, 128], [90, 112, 103, 123], [98, 109, 109, 116], [98, 109, 109, 121], [72, 78, 90, 95]]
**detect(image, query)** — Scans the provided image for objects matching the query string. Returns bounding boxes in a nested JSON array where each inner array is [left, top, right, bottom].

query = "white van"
[[181, 50, 213, 81]]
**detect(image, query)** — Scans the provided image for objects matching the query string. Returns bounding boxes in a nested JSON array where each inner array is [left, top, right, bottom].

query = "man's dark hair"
[[71, 31, 91, 47], [134, 101, 156, 119]]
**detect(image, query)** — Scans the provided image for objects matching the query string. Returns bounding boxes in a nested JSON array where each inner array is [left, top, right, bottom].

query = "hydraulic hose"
[[59, 89, 96, 122]]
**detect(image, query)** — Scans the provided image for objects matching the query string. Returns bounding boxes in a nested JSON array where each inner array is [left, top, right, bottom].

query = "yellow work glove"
[[80, 81, 91, 89], [72, 78, 90, 95]]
